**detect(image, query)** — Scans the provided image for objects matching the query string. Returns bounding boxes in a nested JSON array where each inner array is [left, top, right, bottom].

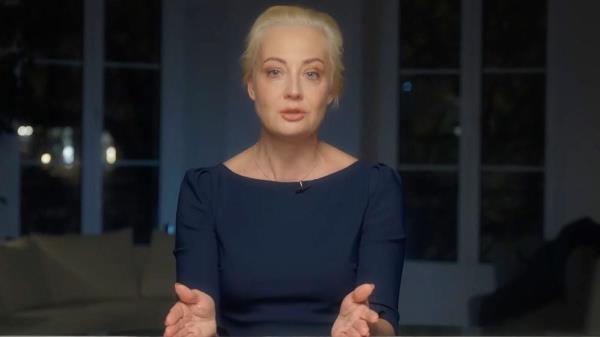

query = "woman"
[[163, 5, 405, 337]]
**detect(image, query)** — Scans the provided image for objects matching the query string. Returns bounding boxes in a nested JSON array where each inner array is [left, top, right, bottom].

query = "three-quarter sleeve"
[[173, 168, 220, 314], [356, 163, 406, 334]]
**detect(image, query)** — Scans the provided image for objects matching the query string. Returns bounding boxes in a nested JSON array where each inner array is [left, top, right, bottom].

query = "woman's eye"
[[305, 71, 320, 80], [266, 69, 281, 77]]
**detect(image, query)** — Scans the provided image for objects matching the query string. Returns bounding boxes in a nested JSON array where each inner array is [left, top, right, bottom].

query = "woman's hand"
[[331, 283, 380, 337], [163, 283, 217, 337]]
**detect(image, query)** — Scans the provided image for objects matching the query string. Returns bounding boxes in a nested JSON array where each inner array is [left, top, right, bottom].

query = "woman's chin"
[[265, 124, 317, 140]]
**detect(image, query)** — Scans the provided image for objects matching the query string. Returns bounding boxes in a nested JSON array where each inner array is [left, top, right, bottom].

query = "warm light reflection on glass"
[[40, 153, 52, 165], [17, 125, 34, 137], [106, 146, 117, 164]]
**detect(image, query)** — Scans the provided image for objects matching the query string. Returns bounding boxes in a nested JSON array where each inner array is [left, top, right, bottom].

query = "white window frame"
[[396, 0, 548, 265], [18, 0, 164, 235], [391, 0, 550, 326]]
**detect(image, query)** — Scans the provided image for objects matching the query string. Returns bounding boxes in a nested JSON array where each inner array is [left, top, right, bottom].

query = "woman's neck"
[[253, 131, 323, 182]]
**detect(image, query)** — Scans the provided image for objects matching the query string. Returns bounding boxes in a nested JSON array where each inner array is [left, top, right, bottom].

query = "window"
[[3, 0, 162, 242], [102, 0, 161, 243], [480, 0, 546, 261], [398, 0, 461, 261], [398, 0, 547, 262], [11, 0, 84, 235]]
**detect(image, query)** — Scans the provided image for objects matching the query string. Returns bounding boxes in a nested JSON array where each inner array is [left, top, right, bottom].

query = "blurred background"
[[0, 0, 599, 335]]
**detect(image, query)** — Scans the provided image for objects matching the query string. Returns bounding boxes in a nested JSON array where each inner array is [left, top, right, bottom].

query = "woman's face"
[[247, 25, 334, 139]]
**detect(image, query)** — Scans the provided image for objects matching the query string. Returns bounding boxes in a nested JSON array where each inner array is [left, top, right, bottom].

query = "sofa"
[[0, 228, 176, 335], [495, 246, 600, 334], [469, 241, 600, 335]]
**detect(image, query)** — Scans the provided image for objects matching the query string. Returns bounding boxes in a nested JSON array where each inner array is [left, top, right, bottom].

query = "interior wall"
[[546, 0, 600, 238], [0, 134, 20, 239], [183, 0, 228, 169]]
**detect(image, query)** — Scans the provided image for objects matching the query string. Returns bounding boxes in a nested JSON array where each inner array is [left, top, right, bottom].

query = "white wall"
[[183, 1, 228, 168], [399, 262, 495, 326], [0, 134, 20, 239], [546, 0, 600, 238]]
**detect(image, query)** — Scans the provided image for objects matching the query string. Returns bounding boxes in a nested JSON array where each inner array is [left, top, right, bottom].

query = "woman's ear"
[[247, 78, 256, 101], [326, 92, 334, 105]]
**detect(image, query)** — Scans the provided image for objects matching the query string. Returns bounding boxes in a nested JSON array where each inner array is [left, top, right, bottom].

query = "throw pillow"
[[0, 237, 53, 313], [140, 230, 176, 299], [31, 228, 138, 304]]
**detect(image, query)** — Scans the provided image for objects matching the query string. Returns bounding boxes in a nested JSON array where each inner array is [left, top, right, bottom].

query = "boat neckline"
[[218, 159, 363, 185]]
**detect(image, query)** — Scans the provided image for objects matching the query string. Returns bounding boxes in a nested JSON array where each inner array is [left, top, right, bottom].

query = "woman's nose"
[[284, 75, 303, 100]]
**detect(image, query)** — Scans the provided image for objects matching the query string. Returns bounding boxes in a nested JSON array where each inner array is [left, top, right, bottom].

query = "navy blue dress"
[[174, 160, 406, 336]]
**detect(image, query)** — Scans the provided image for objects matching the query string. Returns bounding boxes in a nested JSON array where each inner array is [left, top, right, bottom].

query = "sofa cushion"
[[586, 258, 600, 334], [140, 230, 176, 299], [133, 245, 150, 286], [31, 228, 138, 304], [0, 237, 53, 314], [2, 299, 174, 335], [564, 247, 597, 311]]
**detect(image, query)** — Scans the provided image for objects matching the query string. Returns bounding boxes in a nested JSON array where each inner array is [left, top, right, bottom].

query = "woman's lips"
[[279, 109, 305, 122]]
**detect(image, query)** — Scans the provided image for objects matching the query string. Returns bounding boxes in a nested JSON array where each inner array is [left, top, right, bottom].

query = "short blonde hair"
[[240, 5, 344, 106]]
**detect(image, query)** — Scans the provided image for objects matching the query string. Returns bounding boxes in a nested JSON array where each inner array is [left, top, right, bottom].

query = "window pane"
[[23, 0, 83, 59], [0, 60, 17, 127], [15, 63, 82, 162], [399, 76, 460, 164], [104, 69, 160, 160], [480, 172, 544, 262], [399, 0, 460, 68], [105, 0, 161, 63], [0, 1, 20, 53], [402, 171, 458, 261], [483, 0, 547, 67], [103, 167, 158, 244], [18, 63, 82, 125], [19, 126, 81, 166], [482, 74, 545, 165], [21, 166, 81, 235]]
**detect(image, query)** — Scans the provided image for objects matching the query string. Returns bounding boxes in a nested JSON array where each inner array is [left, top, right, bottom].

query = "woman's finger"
[[175, 283, 204, 305], [176, 314, 191, 333], [172, 325, 190, 337], [176, 284, 213, 306], [333, 329, 346, 337], [164, 318, 187, 337], [339, 288, 358, 314], [165, 319, 183, 337], [165, 302, 185, 326], [174, 283, 191, 299], [347, 326, 363, 337], [352, 319, 369, 336], [190, 299, 215, 319], [352, 284, 375, 303], [359, 308, 379, 323], [340, 286, 371, 316], [164, 323, 181, 337]]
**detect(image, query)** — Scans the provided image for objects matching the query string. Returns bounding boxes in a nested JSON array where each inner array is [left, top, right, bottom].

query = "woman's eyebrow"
[[263, 57, 286, 64], [262, 57, 325, 65], [302, 58, 325, 65]]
